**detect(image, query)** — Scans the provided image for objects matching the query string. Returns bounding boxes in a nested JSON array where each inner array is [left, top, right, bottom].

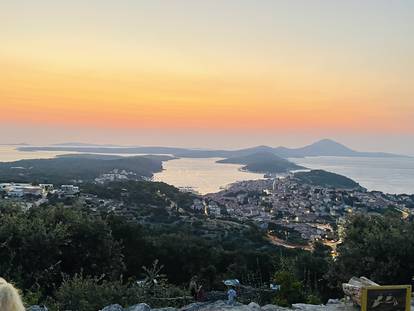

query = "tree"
[[0, 204, 124, 296], [272, 270, 304, 307], [328, 214, 414, 290]]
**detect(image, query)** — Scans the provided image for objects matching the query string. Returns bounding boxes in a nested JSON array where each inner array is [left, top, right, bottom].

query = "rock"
[[99, 299, 359, 311], [27, 306, 49, 311], [180, 300, 250, 311], [127, 303, 151, 311], [247, 302, 261, 310], [262, 305, 289, 311], [101, 304, 124, 311], [179, 302, 205, 311], [292, 303, 325, 311]]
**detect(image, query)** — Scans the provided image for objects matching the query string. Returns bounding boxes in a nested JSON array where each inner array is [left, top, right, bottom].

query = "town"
[[200, 176, 414, 249], [1, 174, 414, 252]]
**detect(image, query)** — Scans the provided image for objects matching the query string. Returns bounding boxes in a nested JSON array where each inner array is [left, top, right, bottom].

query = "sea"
[[290, 156, 414, 195], [1, 145, 413, 195]]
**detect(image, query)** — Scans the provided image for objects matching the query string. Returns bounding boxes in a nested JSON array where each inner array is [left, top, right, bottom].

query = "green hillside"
[[0, 154, 173, 184], [294, 169, 361, 189], [217, 151, 304, 173]]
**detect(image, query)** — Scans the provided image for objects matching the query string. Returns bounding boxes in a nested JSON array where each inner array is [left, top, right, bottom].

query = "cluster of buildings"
[[94, 169, 140, 184], [196, 176, 414, 248], [0, 183, 53, 198], [0, 182, 80, 202]]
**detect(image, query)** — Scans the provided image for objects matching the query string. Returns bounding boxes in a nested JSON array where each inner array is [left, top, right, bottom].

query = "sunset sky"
[[1, 1, 413, 153]]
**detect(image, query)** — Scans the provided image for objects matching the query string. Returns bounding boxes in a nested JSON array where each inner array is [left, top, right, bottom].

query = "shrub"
[[272, 271, 304, 307], [49, 274, 139, 311]]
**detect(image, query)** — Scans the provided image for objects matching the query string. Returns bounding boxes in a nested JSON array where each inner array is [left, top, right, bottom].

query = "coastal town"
[[199, 175, 414, 249], [2, 171, 414, 252]]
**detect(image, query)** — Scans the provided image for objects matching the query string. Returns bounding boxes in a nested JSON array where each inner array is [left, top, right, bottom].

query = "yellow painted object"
[[361, 285, 411, 311]]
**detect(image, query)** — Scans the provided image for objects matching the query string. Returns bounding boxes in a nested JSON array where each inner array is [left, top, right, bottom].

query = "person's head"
[[0, 278, 25, 311]]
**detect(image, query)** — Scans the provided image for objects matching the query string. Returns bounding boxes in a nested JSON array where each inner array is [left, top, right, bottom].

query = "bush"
[[272, 271, 304, 307], [328, 214, 414, 288], [306, 294, 322, 305], [48, 274, 140, 311]]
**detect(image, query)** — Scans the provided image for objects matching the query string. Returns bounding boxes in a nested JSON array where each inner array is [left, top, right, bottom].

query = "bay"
[[290, 156, 414, 194], [1, 146, 414, 195]]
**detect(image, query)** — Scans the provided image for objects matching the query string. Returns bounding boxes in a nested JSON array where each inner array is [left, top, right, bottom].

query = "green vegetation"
[[82, 180, 194, 208], [0, 154, 172, 184], [272, 271, 304, 307], [327, 213, 414, 287], [294, 170, 361, 189], [0, 199, 336, 309], [268, 223, 308, 245], [217, 151, 304, 173], [1, 183, 413, 309]]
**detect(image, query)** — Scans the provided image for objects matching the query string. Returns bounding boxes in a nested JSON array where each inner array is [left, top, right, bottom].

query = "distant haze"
[[1, 123, 414, 156]]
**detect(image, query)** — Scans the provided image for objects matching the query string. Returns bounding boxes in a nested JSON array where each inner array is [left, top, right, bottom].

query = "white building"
[[60, 185, 80, 195]]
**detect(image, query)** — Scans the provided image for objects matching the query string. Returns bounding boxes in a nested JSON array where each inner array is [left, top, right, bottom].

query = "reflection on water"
[[2, 146, 413, 195], [153, 157, 264, 194], [0, 146, 79, 162], [290, 156, 414, 194]]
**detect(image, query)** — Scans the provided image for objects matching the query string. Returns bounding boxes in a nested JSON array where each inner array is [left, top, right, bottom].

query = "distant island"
[[217, 151, 304, 173], [17, 138, 407, 159], [51, 142, 122, 147]]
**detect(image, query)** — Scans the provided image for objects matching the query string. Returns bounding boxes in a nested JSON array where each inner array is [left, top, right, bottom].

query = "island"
[[293, 169, 362, 190], [216, 151, 304, 173], [0, 154, 174, 184]]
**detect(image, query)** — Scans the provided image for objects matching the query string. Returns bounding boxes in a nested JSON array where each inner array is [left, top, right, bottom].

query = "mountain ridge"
[[17, 139, 408, 159]]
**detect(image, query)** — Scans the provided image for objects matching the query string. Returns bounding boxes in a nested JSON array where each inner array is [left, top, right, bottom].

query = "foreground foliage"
[[328, 214, 414, 287], [1, 198, 412, 309]]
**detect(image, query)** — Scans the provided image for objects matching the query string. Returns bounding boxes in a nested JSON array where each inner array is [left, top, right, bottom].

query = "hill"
[[0, 154, 174, 184], [293, 169, 362, 189], [18, 139, 407, 158], [273, 139, 402, 158], [217, 151, 304, 173]]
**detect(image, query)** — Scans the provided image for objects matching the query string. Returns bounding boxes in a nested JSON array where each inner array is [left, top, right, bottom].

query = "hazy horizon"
[[1, 123, 414, 156]]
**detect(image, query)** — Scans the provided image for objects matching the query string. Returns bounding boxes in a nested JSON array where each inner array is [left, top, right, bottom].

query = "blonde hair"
[[0, 278, 25, 311]]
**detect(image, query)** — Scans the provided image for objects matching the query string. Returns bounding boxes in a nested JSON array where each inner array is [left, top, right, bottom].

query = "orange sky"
[[1, 55, 412, 133], [1, 1, 413, 145]]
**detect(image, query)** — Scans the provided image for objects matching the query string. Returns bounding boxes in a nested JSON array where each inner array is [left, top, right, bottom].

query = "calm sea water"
[[0, 146, 79, 161], [153, 157, 264, 194], [1, 146, 413, 195], [0, 146, 264, 194], [290, 156, 414, 195]]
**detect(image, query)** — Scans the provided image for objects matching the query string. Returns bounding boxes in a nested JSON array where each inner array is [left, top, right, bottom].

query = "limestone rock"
[[292, 303, 325, 311], [101, 304, 124, 311], [262, 304, 290, 311], [127, 303, 151, 311], [96, 299, 362, 311], [180, 300, 250, 311], [248, 302, 261, 310]]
